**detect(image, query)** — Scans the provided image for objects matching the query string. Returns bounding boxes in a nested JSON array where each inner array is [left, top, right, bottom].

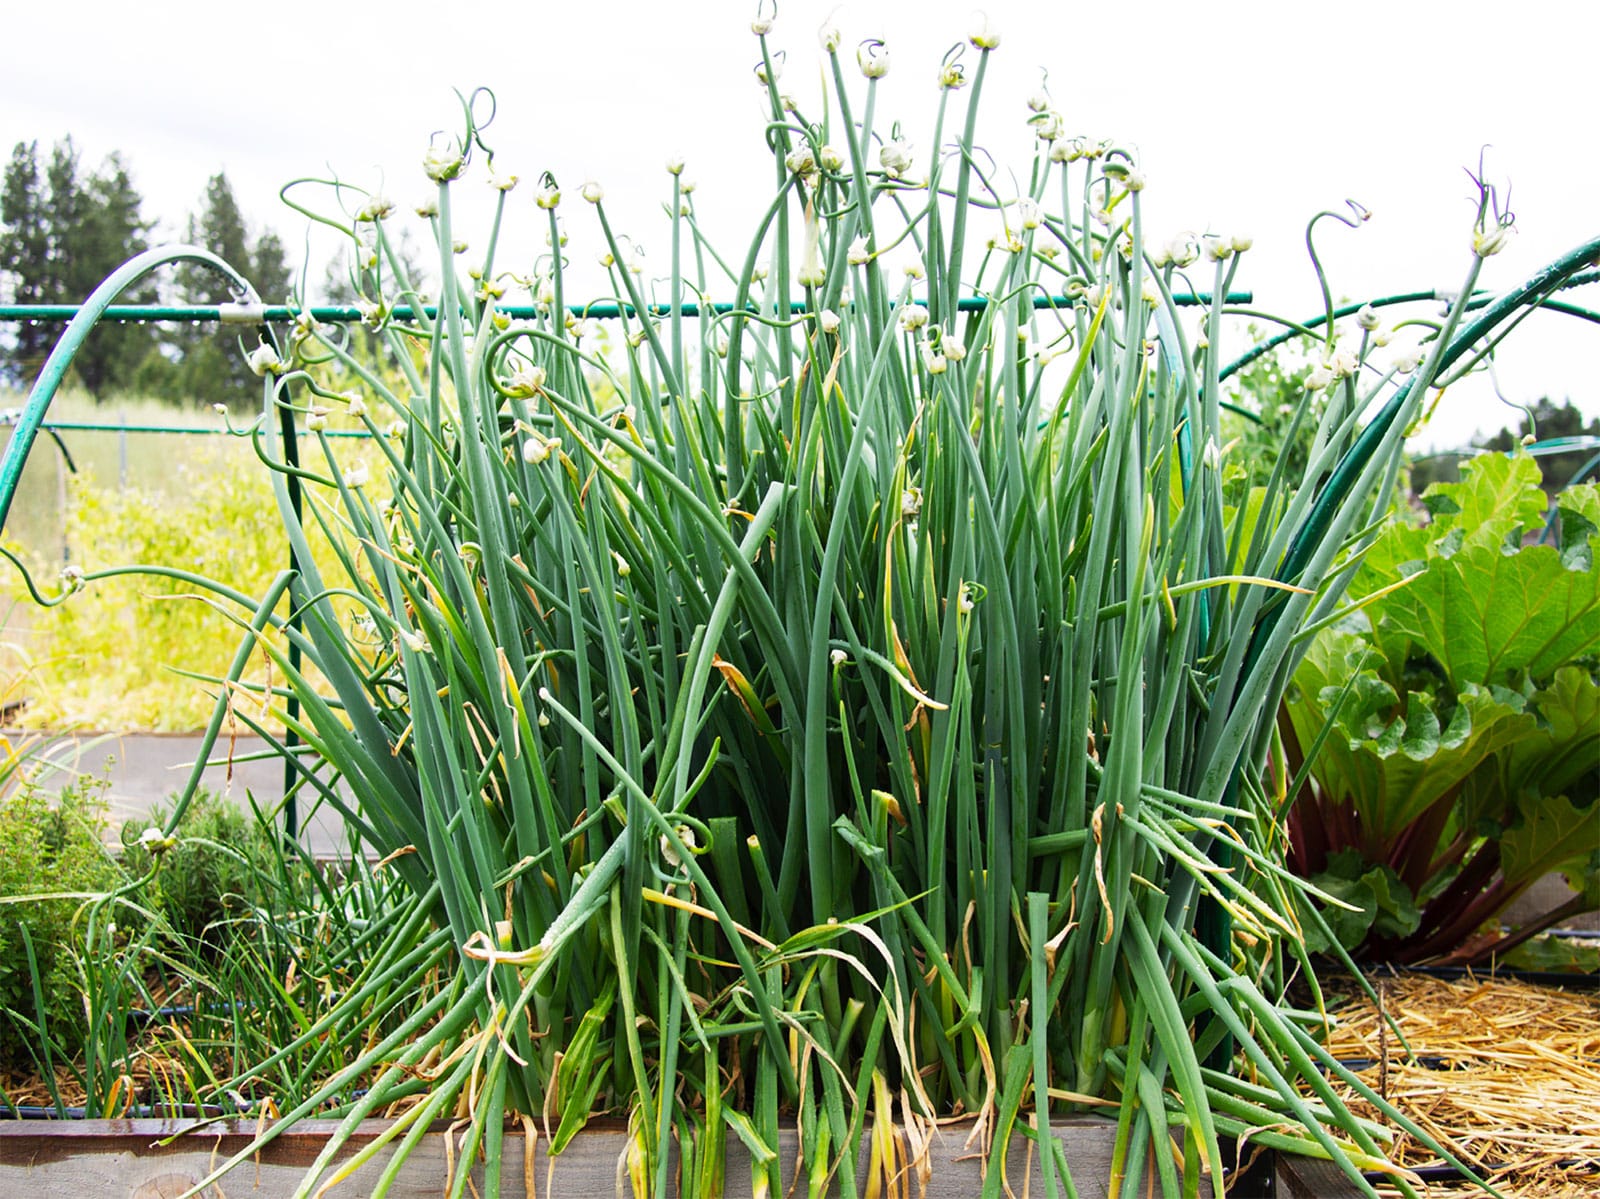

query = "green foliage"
[[0, 138, 160, 394], [1, 431, 368, 730], [120, 788, 273, 946], [1287, 452, 1600, 964], [0, 771, 126, 1065]]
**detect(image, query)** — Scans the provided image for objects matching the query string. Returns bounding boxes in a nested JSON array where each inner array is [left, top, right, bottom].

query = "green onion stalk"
[[11, 15, 1591, 1199]]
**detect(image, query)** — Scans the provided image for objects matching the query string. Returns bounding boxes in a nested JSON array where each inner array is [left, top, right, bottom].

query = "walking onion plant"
[[7, 11, 1596, 1198]]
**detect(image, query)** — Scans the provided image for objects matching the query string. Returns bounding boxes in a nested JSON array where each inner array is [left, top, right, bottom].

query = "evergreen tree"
[[173, 171, 292, 408], [0, 141, 52, 383], [0, 138, 161, 394]]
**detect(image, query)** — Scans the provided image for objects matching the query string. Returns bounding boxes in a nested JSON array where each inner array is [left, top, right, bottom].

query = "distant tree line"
[[1410, 397, 1600, 495], [0, 137, 292, 408]]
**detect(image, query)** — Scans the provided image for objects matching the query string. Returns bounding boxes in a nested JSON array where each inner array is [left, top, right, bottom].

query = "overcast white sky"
[[4, 0, 1597, 450]]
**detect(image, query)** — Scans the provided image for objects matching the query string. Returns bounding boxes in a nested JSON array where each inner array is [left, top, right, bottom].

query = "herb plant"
[[5, 12, 1596, 1198]]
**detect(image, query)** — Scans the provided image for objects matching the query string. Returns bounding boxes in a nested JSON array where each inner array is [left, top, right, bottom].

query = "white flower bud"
[[345, 394, 367, 418], [138, 826, 177, 856], [880, 139, 914, 178], [1304, 365, 1335, 391], [751, 16, 772, 35], [830, 647, 848, 667], [508, 363, 548, 397], [1202, 235, 1233, 263], [580, 181, 604, 204], [356, 195, 394, 222], [343, 460, 369, 489], [819, 309, 841, 334], [1026, 91, 1049, 113], [1392, 348, 1424, 373], [820, 22, 841, 52], [423, 145, 464, 183], [942, 339, 966, 363], [847, 237, 871, 265], [969, 14, 1001, 49], [858, 40, 889, 79], [1123, 169, 1146, 192], [818, 144, 844, 173], [1034, 111, 1065, 142], [305, 407, 328, 431], [1473, 221, 1513, 258], [939, 62, 966, 89], [785, 145, 817, 176], [400, 628, 429, 653], [60, 563, 85, 593], [415, 197, 439, 218], [452, 240, 469, 254], [522, 433, 561, 465], [1330, 348, 1360, 378], [489, 172, 519, 192], [612, 551, 631, 578], [386, 420, 406, 440], [897, 305, 928, 332], [1015, 197, 1042, 230], [665, 156, 684, 176], [1166, 233, 1200, 268], [1356, 304, 1381, 332], [212, 402, 228, 416], [535, 182, 561, 210], [246, 343, 285, 377], [1230, 232, 1253, 253], [921, 341, 947, 374]]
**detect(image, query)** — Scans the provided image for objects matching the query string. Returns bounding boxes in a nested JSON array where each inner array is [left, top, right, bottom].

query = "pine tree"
[[0, 141, 52, 383], [173, 171, 293, 408], [0, 138, 161, 394]]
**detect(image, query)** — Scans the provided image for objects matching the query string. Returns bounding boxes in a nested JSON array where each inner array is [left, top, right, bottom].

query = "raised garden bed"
[[0, 1116, 1358, 1197]]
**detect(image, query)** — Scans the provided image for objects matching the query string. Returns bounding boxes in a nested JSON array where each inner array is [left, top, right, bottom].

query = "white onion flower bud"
[[897, 304, 928, 332], [1202, 235, 1233, 263], [343, 460, 369, 489], [1230, 232, 1253, 253], [246, 343, 285, 377], [522, 432, 561, 464], [969, 14, 1001, 49], [1356, 304, 1381, 332], [345, 394, 367, 418], [847, 237, 871, 265], [1027, 91, 1049, 113], [1392, 348, 1424, 373], [819, 309, 841, 334], [535, 182, 561, 209], [423, 145, 464, 183], [751, 16, 772, 35], [820, 21, 841, 52], [415, 197, 439, 218], [580, 181, 604, 204], [1330, 348, 1360, 378], [1034, 111, 1065, 142], [665, 156, 684, 176], [785, 145, 817, 176], [818, 144, 844, 173], [305, 406, 329, 431], [1473, 220, 1513, 258], [1015, 197, 1042, 231], [921, 340, 947, 375], [942, 338, 966, 363], [858, 40, 889, 78], [488, 172, 518, 192], [508, 364, 548, 397], [939, 62, 966, 89], [356, 195, 394, 222], [1304, 365, 1335, 391], [880, 139, 914, 178]]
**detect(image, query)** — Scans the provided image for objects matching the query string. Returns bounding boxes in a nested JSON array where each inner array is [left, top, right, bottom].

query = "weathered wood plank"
[[1, 1115, 1238, 1197]]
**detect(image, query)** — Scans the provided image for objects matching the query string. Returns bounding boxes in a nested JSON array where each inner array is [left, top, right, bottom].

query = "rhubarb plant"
[[1285, 452, 1600, 965]]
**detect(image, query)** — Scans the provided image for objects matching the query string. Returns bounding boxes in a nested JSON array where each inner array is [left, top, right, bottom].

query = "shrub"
[[120, 787, 274, 947], [0, 771, 126, 1065]]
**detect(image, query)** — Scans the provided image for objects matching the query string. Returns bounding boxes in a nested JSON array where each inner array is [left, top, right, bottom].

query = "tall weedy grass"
[[9, 11, 1594, 1198]]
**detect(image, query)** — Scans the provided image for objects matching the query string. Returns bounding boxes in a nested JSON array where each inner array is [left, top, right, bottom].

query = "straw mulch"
[[1320, 972, 1600, 1198]]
